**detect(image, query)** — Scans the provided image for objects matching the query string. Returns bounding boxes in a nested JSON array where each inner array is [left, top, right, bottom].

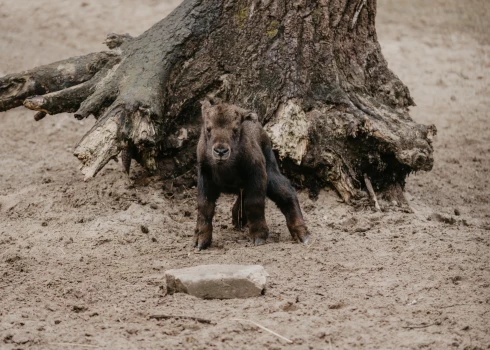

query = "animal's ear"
[[200, 100, 212, 120], [242, 112, 258, 123]]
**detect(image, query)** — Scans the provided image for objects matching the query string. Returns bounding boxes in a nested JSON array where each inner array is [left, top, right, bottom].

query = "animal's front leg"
[[194, 169, 220, 250]]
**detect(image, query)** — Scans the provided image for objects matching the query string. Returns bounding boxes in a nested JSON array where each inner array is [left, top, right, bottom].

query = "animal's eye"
[[233, 127, 239, 134], [206, 127, 211, 133]]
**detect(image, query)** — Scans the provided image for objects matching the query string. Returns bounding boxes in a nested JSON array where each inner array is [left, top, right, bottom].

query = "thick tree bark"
[[0, 0, 435, 205]]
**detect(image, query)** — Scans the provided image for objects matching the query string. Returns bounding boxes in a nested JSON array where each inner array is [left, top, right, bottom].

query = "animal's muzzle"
[[212, 146, 230, 160]]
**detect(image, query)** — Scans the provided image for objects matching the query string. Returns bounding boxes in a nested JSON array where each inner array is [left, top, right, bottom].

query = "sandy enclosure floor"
[[0, 0, 489, 349]]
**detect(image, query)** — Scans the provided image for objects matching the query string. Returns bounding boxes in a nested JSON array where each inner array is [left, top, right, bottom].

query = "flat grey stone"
[[165, 264, 268, 299]]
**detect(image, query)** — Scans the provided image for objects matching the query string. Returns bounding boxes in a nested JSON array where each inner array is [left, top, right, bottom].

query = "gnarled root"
[[364, 174, 382, 211], [74, 105, 124, 181], [73, 98, 159, 180], [103, 33, 134, 49], [23, 79, 96, 115], [0, 52, 119, 112]]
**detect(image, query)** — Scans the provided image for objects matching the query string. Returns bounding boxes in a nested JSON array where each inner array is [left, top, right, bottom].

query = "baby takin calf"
[[194, 101, 310, 250]]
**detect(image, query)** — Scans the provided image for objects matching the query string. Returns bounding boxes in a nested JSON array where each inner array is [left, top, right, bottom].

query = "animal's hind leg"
[[232, 189, 247, 230], [194, 169, 220, 250], [243, 192, 269, 246], [267, 172, 309, 244], [243, 170, 269, 246]]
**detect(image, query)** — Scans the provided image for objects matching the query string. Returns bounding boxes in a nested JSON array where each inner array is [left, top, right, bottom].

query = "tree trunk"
[[0, 0, 435, 205]]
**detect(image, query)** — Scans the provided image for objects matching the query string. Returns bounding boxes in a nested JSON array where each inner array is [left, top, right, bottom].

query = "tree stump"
[[0, 0, 435, 204]]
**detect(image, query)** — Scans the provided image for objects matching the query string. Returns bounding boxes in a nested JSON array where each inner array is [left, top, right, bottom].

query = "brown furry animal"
[[194, 101, 309, 250]]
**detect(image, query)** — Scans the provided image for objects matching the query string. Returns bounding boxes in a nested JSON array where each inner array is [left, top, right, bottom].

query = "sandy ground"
[[0, 0, 489, 349]]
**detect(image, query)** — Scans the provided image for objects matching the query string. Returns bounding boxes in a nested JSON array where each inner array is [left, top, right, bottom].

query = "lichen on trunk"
[[0, 0, 435, 206]]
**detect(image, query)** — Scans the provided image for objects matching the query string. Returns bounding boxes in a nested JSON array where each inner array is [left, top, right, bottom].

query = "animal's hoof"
[[290, 225, 309, 244], [254, 238, 266, 246], [299, 234, 310, 244], [197, 240, 211, 250], [194, 226, 212, 250]]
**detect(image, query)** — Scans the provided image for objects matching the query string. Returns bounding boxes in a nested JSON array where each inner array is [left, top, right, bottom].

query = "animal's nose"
[[213, 147, 229, 157]]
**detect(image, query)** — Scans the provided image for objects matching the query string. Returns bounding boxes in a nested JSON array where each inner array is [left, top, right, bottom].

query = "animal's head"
[[200, 100, 258, 164]]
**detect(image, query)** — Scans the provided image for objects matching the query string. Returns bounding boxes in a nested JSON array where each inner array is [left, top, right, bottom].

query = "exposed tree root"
[[0, 52, 119, 112], [364, 174, 382, 211], [103, 33, 133, 49], [23, 80, 95, 115], [74, 106, 123, 180]]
